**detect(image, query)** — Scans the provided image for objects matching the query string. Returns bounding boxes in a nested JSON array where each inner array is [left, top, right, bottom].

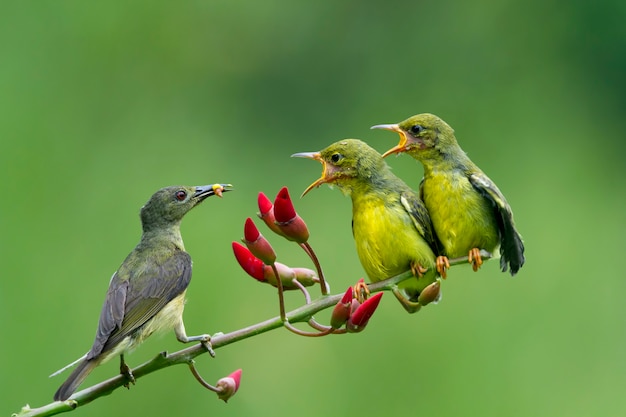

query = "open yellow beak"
[[291, 151, 331, 197], [370, 123, 409, 158]]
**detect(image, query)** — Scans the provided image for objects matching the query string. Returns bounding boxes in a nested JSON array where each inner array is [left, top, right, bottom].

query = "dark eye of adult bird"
[[331, 153, 343, 163], [175, 190, 187, 201], [410, 125, 424, 134]]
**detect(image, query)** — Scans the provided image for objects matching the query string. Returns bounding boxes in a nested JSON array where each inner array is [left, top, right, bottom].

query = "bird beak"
[[193, 184, 233, 200], [370, 123, 409, 158], [291, 152, 333, 197]]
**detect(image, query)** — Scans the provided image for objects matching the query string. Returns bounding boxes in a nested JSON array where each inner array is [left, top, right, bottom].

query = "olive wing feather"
[[469, 173, 525, 275], [87, 250, 192, 359]]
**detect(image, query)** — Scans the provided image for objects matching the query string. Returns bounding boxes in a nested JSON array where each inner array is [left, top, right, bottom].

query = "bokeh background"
[[2, 1, 625, 416]]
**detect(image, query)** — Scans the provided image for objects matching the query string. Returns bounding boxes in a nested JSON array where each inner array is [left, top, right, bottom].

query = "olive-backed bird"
[[52, 183, 232, 401], [372, 113, 524, 278], [293, 139, 439, 313]]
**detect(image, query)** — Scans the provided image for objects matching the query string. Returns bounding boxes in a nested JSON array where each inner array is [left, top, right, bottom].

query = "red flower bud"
[[232, 242, 265, 282], [242, 218, 276, 265], [257, 192, 273, 216], [274, 187, 297, 222], [244, 217, 260, 241], [216, 368, 242, 403], [257, 192, 288, 237], [347, 292, 383, 333], [330, 287, 354, 329], [273, 187, 309, 243]]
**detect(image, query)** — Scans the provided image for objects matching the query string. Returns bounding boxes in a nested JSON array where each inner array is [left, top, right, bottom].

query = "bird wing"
[[468, 172, 525, 275], [87, 250, 192, 359], [400, 189, 440, 255]]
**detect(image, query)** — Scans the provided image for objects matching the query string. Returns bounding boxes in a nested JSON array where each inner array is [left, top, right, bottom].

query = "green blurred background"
[[2, 0, 625, 416]]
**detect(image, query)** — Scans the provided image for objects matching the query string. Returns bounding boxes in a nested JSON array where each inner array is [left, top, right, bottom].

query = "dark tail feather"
[[53, 358, 99, 401], [500, 221, 525, 276]]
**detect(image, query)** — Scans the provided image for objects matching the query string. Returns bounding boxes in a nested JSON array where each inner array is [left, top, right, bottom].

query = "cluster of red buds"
[[233, 187, 327, 299], [214, 186, 388, 403], [231, 187, 385, 337], [232, 240, 318, 290], [257, 187, 309, 243], [330, 283, 384, 332]]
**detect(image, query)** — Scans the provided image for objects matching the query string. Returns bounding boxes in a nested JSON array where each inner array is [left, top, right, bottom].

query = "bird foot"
[[410, 262, 428, 278], [353, 280, 370, 303], [120, 359, 135, 389], [436, 256, 450, 279], [391, 286, 421, 314], [468, 248, 483, 272], [201, 338, 216, 358]]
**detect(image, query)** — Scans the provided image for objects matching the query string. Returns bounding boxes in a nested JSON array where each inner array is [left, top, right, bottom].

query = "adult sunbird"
[[372, 113, 524, 278], [293, 139, 439, 313], [52, 183, 232, 401]]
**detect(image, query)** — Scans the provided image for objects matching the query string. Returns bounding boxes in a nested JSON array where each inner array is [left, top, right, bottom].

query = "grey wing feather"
[[87, 277, 128, 359], [88, 250, 192, 359], [469, 173, 525, 275]]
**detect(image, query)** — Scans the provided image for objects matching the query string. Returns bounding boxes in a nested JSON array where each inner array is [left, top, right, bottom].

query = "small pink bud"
[[216, 368, 242, 403], [262, 262, 295, 288], [273, 187, 310, 243], [347, 292, 383, 333], [330, 287, 354, 329], [232, 242, 265, 282], [263, 262, 318, 290], [350, 298, 361, 315], [242, 218, 276, 265], [291, 267, 319, 287]]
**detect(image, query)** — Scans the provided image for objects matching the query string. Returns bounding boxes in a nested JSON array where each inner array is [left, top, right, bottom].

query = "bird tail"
[[53, 357, 99, 401]]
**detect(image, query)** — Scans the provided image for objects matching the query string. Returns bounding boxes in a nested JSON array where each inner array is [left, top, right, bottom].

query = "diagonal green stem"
[[14, 250, 490, 417]]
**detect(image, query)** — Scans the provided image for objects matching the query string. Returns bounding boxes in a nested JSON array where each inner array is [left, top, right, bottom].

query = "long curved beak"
[[291, 152, 330, 197], [193, 183, 233, 200], [370, 123, 409, 158]]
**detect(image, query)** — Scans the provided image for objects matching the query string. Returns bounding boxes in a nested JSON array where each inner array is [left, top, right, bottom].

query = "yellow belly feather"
[[352, 196, 435, 285], [423, 171, 498, 258]]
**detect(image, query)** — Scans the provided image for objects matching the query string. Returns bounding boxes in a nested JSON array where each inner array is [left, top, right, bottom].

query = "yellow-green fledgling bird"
[[372, 113, 524, 278], [293, 139, 440, 313], [52, 183, 232, 401]]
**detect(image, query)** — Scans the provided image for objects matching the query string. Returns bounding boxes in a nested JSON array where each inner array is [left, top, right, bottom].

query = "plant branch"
[[14, 250, 490, 417]]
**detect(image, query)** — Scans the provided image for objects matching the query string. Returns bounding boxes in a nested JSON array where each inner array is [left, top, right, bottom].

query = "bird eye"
[[175, 190, 187, 201], [410, 125, 424, 134], [330, 153, 343, 163]]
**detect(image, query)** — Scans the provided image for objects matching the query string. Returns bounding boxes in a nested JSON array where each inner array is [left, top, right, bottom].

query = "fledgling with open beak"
[[372, 113, 524, 278], [293, 139, 440, 313]]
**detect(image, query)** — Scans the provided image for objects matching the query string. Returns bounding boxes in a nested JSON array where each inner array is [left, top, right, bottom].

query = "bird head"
[[140, 184, 233, 231], [371, 113, 457, 160], [292, 139, 386, 197]]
